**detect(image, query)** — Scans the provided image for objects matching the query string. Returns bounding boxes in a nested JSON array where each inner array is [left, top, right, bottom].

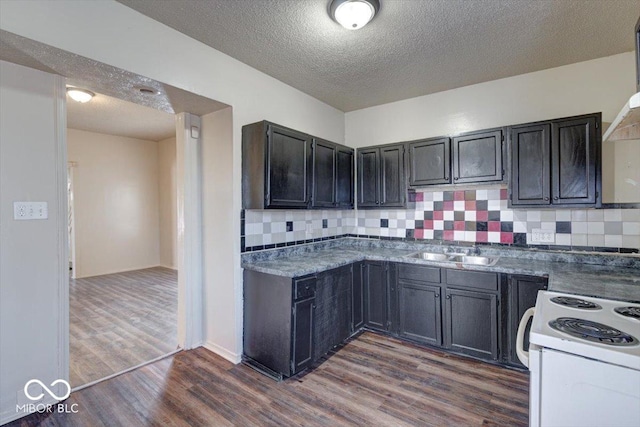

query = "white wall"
[[0, 61, 67, 424], [200, 107, 237, 360], [345, 52, 636, 147], [67, 129, 161, 278], [158, 136, 177, 269], [0, 0, 344, 368]]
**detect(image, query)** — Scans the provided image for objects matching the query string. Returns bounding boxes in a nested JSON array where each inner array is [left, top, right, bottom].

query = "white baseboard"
[[203, 341, 241, 364], [75, 264, 167, 279]]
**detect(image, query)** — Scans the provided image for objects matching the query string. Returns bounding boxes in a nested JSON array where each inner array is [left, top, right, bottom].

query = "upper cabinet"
[[242, 121, 354, 209], [452, 129, 504, 184], [357, 143, 406, 208], [312, 139, 354, 209], [408, 137, 451, 186], [510, 113, 601, 208]]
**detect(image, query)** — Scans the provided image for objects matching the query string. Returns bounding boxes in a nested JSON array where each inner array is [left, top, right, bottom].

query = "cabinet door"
[[452, 130, 503, 183], [352, 262, 365, 331], [267, 125, 311, 208], [408, 138, 451, 186], [292, 297, 315, 374], [510, 124, 551, 206], [380, 145, 406, 207], [357, 148, 380, 207], [311, 139, 337, 208], [313, 265, 352, 360], [336, 147, 354, 208], [364, 261, 388, 331], [508, 276, 547, 367], [444, 288, 498, 360], [551, 116, 599, 205], [398, 281, 442, 346]]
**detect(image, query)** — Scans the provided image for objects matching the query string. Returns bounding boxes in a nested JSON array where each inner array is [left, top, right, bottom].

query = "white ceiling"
[[0, 30, 229, 141], [117, 0, 640, 112], [67, 91, 175, 142]]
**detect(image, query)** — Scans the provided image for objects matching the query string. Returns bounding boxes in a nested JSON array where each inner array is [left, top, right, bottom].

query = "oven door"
[[538, 348, 640, 427]]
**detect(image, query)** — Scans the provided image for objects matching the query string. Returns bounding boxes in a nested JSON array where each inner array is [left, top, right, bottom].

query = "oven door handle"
[[516, 307, 535, 368]]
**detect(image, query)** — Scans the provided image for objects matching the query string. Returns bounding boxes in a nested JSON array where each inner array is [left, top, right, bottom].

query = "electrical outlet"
[[13, 202, 48, 220], [531, 228, 555, 244]]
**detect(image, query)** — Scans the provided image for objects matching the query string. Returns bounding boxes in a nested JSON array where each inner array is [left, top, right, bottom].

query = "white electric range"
[[516, 290, 640, 427]]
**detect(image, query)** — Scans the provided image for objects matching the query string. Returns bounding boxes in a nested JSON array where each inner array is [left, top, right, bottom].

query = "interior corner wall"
[[345, 52, 636, 148], [200, 107, 238, 361], [0, 60, 65, 424], [158, 135, 177, 269], [67, 128, 161, 278]]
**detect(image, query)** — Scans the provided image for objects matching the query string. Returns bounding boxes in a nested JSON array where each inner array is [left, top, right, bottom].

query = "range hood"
[[603, 92, 640, 142]]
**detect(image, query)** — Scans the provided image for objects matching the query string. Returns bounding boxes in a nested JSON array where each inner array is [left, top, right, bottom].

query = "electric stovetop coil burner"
[[550, 296, 602, 310], [614, 306, 640, 320], [549, 317, 638, 346]]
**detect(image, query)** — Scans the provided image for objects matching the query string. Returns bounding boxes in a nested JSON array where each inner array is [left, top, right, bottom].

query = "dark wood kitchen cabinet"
[[352, 262, 365, 332], [397, 264, 443, 346], [311, 139, 354, 209], [505, 275, 547, 367], [509, 113, 601, 208], [242, 121, 312, 209], [452, 129, 503, 184], [313, 264, 353, 360], [357, 143, 406, 208], [243, 270, 316, 379], [363, 261, 393, 331], [444, 269, 499, 360], [242, 121, 354, 210], [408, 137, 451, 187]]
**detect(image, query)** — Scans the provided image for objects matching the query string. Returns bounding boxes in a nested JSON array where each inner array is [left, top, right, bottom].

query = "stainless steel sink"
[[410, 252, 450, 261], [407, 252, 499, 266], [447, 255, 499, 266]]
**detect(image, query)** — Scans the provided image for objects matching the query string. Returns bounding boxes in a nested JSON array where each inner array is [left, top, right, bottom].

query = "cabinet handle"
[[435, 294, 440, 298], [453, 177, 459, 181], [445, 295, 451, 299], [553, 196, 559, 201], [544, 197, 549, 201], [312, 304, 316, 309], [376, 200, 379, 204]]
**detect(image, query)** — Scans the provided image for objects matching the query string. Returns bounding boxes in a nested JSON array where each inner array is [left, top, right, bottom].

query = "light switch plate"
[[13, 202, 48, 220], [531, 228, 555, 244]]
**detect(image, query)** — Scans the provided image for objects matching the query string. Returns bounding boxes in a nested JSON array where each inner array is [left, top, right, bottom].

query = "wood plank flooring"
[[69, 267, 178, 387], [13, 332, 529, 426]]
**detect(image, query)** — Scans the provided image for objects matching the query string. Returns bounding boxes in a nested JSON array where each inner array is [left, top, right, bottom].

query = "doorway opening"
[[66, 90, 179, 388]]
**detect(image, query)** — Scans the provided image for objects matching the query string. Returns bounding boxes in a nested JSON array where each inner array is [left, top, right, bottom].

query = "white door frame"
[[176, 112, 204, 349], [67, 161, 77, 279]]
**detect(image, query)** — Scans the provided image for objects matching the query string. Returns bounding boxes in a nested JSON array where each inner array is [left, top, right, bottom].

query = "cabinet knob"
[[544, 197, 549, 201], [446, 295, 451, 299], [454, 177, 459, 181], [435, 294, 440, 298], [553, 196, 559, 201], [312, 304, 316, 309], [376, 200, 379, 204]]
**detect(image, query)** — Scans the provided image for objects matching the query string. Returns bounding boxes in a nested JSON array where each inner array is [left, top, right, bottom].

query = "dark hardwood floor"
[[13, 332, 529, 426], [69, 267, 178, 387]]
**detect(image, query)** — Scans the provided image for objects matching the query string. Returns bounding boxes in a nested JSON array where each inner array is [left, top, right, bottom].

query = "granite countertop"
[[242, 238, 640, 302]]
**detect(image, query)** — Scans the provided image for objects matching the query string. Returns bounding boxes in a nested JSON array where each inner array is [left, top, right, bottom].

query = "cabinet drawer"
[[446, 269, 498, 291], [398, 264, 441, 283], [294, 277, 316, 300]]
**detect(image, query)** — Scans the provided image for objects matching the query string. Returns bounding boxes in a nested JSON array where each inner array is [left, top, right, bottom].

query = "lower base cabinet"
[[244, 261, 546, 379], [444, 287, 498, 360]]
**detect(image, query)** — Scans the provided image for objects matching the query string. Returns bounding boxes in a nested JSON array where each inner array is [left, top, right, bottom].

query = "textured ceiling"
[[117, 0, 640, 112], [0, 30, 229, 139], [67, 91, 175, 142]]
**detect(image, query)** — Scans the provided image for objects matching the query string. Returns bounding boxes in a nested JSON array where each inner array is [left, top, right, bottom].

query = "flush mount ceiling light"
[[66, 87, 94, 103], [330, 0, 380, 30]]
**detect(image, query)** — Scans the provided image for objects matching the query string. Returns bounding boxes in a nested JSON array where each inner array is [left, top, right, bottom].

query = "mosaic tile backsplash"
[[242, 185, 640, 253]]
